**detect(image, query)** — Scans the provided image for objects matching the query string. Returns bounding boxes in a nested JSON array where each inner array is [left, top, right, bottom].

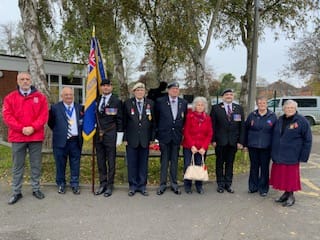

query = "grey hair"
[[282, 99, 298, 110], [192, 96, 208, 113], [256, 96, 268, 103]]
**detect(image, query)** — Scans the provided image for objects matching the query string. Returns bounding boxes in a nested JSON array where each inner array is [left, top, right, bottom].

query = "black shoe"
[[33, 190, 45, 199], [140, 190, 149, 196], [185, 188, 192, 194], [128, 190, 135, 197], [58, 185, 66, 194], [8, 193, 23, 205], [95, 186, 106, 195], [217, 187, 224, 193], [260, 192, 267, 197], [171, 187, 181, 195], [156, 187, 166, 195], [104, 188, 112, 197], [275, 192, 289, 203], [196, 188, 204, 194], [225, 186, 234, 193], [72, 187, 80, 195], [282, 192, 295, 207], [248, 190, 258, 194]]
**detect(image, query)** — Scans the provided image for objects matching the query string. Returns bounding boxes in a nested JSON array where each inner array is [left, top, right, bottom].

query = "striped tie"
[[227, 104, 232, 121], [67, 107, 73, 139]]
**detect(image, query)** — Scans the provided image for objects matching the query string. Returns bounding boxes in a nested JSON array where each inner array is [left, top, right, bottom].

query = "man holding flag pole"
[[83, 27, 123, 195]]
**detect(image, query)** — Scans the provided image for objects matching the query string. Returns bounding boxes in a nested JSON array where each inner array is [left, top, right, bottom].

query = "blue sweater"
[[245, 109, 277, 149], [271, 113, 312, 164]]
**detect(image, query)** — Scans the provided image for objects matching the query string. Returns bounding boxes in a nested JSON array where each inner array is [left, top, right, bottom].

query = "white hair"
[[282, 99, 298, 110], [192, 96, 208, 113]]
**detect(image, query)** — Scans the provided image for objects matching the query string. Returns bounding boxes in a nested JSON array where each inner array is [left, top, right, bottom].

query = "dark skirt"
[[269, 163, 301, 192]]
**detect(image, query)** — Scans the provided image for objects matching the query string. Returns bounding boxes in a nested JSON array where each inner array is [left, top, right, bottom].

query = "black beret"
[[221, 88, 233, 96], [100, 78, 111, 85], [167, 81, 179, 89]]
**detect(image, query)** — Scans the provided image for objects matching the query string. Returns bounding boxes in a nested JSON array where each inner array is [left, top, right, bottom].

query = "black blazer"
[[155, 95, 188, 144], [123, 97, 156, 148], [210, 102, 245, 147], [95, 94, 123, 143], [48, 101, 83, 148]]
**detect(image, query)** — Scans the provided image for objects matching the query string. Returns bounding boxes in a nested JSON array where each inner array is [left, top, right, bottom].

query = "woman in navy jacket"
[[270, 100, 312, 207], [245, 96, 277, 196]]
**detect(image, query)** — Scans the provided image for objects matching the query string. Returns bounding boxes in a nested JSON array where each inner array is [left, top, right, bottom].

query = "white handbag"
[[184, 154, 209, 181]]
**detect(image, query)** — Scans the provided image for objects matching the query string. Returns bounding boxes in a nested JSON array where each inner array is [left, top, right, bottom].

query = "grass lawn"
[[0, 143, 249, 186]]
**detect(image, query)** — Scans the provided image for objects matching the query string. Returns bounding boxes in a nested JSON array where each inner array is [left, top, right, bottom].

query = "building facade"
[[0, 54, 86, 105]]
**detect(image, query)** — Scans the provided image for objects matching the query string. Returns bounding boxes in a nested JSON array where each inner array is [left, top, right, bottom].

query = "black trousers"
[[126, 144, 149, 192], [96, 141, 116, 188], [215, 144, 237, 188], [248, 147, 271, 194], [159, 141, 180, 189]]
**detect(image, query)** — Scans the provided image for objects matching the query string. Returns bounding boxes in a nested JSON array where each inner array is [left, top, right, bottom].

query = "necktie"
[[227, 104, 232, 121], [67, 106, 73, 139], [137, 101, 142, 114], [24, 92, 28, 97], [100, 96, 106, 113], [171, 99, 177, 119]]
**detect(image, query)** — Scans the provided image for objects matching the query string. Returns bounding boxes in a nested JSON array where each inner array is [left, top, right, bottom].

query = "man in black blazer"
[[123, 82, 156, 196], [48, 87, 83, 195], [155, 81, 188, 195], [95, 78, 123, 197], [210, 89, 245, 193]]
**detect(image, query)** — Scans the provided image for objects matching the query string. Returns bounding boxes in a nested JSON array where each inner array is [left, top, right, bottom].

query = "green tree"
[[216, 0, 320, 115]]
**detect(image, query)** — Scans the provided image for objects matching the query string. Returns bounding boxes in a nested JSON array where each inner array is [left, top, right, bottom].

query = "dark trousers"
[[96, 141, 116, 188], [248, 147, 271, 194], [126, 145, 149, 192], [183, 148, 205, 190], [215, 144, 237, 188], [159, 141, 180, 189], [53, 139, 81, 187]]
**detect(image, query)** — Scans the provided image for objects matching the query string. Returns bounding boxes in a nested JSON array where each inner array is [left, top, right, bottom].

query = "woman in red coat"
[[182, 97, 213, 194]]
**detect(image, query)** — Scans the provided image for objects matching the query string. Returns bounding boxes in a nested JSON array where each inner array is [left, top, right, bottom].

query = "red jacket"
[[3, 87, 48, 142], [182, 111, 213, 150]]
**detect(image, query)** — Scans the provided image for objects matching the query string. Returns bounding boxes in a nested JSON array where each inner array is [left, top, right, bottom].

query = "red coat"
[[182, 111, 213, 150], [3, 87, 48, 142]]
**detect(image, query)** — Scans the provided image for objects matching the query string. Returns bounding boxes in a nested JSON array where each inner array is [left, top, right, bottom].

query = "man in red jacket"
[[2, 72, 48, 205]]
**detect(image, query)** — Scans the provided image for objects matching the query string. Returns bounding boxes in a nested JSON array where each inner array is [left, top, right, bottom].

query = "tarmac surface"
[[0, 138, 320, 240]]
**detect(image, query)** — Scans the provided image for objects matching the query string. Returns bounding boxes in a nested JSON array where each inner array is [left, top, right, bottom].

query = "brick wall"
[[0, 70, 18, 141]]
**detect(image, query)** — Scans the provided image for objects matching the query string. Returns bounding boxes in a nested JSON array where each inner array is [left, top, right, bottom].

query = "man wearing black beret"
[[95, 78, 123, 197], [155, 81, 188, 195], [210, 89, 245, 194]]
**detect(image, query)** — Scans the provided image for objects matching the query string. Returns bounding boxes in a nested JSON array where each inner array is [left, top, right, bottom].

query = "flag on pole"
[[82, 27, 107, 141]]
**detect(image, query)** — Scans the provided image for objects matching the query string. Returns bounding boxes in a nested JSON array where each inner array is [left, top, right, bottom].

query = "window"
[[282, 98, 317, 107], [267, 99, 279, 108], [62, 76, 82, 85]]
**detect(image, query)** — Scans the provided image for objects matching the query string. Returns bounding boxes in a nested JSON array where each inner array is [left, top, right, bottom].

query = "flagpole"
[[91, 25, 96, 194], [91, 137, 96, 194]]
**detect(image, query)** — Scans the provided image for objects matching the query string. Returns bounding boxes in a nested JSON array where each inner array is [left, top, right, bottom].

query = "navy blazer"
[[48, 102, 83, 148], [210, 102, 245, 147], [271, 113, 312, 164], [155, 95, 188, 144], [245, 109, 277, 149]]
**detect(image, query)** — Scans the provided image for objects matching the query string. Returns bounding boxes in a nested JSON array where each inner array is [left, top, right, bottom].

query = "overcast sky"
[[0, 0, 304, 87]]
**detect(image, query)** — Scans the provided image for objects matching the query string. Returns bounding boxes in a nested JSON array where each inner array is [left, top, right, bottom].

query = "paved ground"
[[0, 140, 319, 240]]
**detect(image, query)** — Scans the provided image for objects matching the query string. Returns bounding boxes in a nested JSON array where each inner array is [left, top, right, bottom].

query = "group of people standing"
[[3, 71, 312, 207]]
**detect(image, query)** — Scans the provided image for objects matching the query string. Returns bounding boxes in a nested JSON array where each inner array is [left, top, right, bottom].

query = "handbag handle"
[[201, 154, 205, 166], [190, 153, 206, 166], [191, 153, 195, 166]]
